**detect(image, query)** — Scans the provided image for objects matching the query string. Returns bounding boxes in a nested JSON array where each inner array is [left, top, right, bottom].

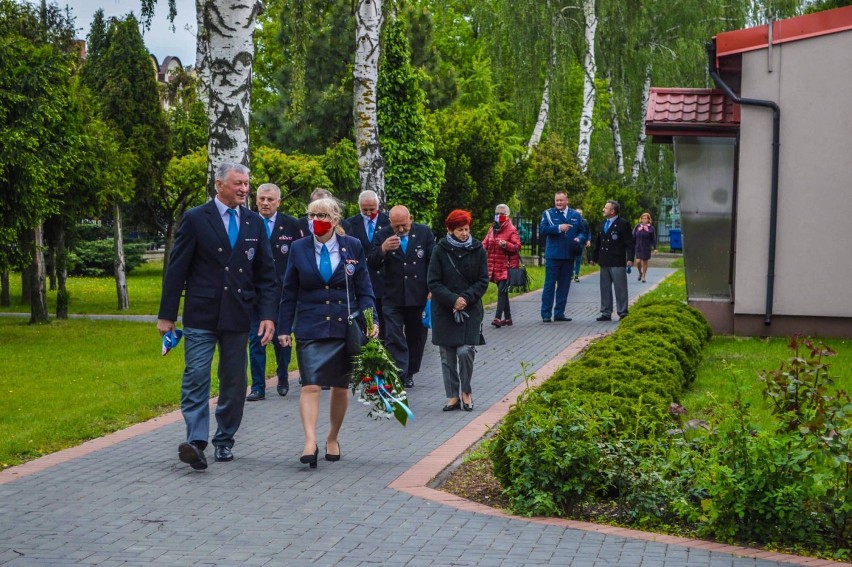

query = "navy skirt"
[[295, 338, 352, 389]]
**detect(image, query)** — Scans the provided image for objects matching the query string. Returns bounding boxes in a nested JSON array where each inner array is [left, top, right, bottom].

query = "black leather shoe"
[[619, 313, 628, 319], [276, 381, 289, 397], [596, 315, 612, 322], [404, 377, 415, 388], [214, 445, 233, 462], [554, 316, 572, 322], [542, 318, 552, 323], [246, 390, 265, 402], [300, 446, 319, 469], [462, 396, 474, 412], [325, 442, 341, 462], [178, 442, 207, 470], [442, 401, 461, 411]]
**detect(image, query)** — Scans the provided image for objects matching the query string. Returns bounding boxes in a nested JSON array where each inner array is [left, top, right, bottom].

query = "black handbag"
[[343, 257, 370, 356], [345, 310, 368, 356], [569, 239, 584, 258], [507, 253, 530, 293]]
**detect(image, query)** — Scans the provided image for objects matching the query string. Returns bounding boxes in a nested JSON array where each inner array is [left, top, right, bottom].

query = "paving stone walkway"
[[0, 267, 834, 566]]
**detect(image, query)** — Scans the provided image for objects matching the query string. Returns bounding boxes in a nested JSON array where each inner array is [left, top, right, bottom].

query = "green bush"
[[68, 239, 147, 277], [488, 300, 712, 517]]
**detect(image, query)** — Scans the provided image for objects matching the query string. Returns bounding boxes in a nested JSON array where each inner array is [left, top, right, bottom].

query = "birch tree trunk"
[[631, 66, 652, 183], [30, 225, 48, 324], [196, 0, 213, 196], [201, 0, 259, 196], [354, 0, 386, 205], [526, 3, 556, 158], [113, 204, 129, 311], [607, 74, 624, 176], [576, 0, 597, 173]]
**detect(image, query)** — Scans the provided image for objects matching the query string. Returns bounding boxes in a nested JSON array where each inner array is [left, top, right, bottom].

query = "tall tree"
[[576, 0, 598, 173], [82, 14, 170, 310], [354, 0, 386, 203], [0, 0, 76, 323], [378, 17, 444, 225]]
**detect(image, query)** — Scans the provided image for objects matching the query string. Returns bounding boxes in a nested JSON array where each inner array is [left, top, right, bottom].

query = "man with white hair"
[[343, 190, 389, 336], [157, 163, 277, 469]]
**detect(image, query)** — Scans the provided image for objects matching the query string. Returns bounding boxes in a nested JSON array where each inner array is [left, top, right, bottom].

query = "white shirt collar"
[[214, 196, 238, 219], [313, 233, 339, 254]]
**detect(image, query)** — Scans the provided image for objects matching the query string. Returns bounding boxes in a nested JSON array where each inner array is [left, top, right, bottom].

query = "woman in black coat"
[[427, 210, 489, 412]]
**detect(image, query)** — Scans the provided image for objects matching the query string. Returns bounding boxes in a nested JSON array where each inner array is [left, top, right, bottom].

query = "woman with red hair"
[[427, 210, 489, 412]]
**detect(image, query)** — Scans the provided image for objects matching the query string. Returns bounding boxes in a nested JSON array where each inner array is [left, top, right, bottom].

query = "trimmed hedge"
[[488, 299, 712, 517]]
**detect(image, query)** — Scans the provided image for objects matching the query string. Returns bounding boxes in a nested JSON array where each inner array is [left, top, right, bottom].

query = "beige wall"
[[734, 31, 852, 318]]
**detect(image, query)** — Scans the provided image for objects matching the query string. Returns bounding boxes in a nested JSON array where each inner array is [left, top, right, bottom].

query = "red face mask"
[[310, 219, 333, 236], [497, 214, 508, 224], [369, 210, 380, 220]]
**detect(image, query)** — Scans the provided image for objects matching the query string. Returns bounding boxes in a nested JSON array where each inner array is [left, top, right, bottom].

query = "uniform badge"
[[612, 233, 618, 241], [345, 263, 356, 276], [280, 244, 289, 254], [246, 247, 255, 260], [416, 249, 424, 258]]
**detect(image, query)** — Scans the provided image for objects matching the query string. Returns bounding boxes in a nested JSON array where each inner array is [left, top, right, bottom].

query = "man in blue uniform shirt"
[[539, 191, 584, 322], [157, 163, 277, 470]]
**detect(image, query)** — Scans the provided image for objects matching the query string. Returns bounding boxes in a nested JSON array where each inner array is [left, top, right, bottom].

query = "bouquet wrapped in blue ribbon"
[[350, 310, 414, 426]]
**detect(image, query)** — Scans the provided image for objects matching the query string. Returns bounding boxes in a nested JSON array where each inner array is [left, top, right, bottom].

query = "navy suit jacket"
[[592, 217, 635, 267], [367, 223, 435, 307], [343, 212, 389, 297], [265, 212, 304, 297], [159, 200, 278, 332], [277, 234, 375, 340]]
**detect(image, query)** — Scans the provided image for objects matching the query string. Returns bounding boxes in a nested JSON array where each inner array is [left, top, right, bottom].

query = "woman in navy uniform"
[[277, 198, 377, 468]]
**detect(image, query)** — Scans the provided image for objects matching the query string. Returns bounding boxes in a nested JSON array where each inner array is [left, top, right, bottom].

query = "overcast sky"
[[66, 0, 197, 65]]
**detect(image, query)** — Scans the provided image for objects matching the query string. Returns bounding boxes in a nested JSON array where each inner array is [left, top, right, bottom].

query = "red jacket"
[[482, 220, 521, 282]]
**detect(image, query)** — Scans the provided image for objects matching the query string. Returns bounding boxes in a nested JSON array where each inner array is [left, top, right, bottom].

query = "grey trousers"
[[599, 266, 629, 317], [439, 345, 476, 398]]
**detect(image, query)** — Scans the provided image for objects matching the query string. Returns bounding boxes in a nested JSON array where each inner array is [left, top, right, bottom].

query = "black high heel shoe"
[[300, 446, 319, 469], [325, 442, 341, 462], [462, 395, 474, 412]]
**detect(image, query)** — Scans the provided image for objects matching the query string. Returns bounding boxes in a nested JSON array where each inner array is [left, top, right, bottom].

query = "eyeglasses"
[[307, 212, 330, 220]]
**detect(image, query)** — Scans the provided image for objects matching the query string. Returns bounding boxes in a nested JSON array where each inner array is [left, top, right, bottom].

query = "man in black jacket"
[[368, 205, 434, 388], [343, 190, 389, 336], [591, 200, 634, 321], [246, 183, 303, 401]]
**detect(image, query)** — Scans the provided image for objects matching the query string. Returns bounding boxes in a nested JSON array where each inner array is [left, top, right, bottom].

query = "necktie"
[[604, 219, 612, 233], [319, 244, 332, 282], [367, 219, 375, 242], [265, 218, 273, 239], [400, 235, 408, 254], [226, 209, 238, 248]]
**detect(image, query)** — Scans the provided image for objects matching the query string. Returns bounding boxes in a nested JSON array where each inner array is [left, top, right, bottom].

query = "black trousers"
[[495, 279, 511, 319], [382, 304, 428, 378]]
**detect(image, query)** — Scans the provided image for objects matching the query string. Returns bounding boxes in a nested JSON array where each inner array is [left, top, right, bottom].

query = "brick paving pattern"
[[1, 266, 838, 566]]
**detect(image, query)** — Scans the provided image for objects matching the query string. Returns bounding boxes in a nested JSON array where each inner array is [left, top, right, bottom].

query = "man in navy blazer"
[[157, 163, 277, 470], [368, 205, 434, 388], [246, 183, 304, 401], [591, 199, 634, 321], [343, 190, 389, 336], [539, 190, 584, 322]]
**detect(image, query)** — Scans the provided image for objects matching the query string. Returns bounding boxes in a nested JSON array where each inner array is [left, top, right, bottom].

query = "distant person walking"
[[572, 208, 591, 283], [591, 200, 634, 322], [632, 212, 656, 283], [539, 191, 584, 322], [428, 210, 489, 413], [482, 203, 521, 327], [157, 163, 278, 470]]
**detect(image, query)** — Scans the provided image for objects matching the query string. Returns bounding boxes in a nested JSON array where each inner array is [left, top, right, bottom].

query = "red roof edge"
[[645, 88, 740, 141], [715, 5, 852, 62]]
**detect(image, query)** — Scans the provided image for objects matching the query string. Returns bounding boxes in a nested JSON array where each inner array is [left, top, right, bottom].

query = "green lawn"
[[0, 317, 190, 468], [1, 260, 167, 315]]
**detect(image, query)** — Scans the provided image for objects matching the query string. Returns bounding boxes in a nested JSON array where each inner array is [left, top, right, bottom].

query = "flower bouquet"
[[350, 310, 414, 426]]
